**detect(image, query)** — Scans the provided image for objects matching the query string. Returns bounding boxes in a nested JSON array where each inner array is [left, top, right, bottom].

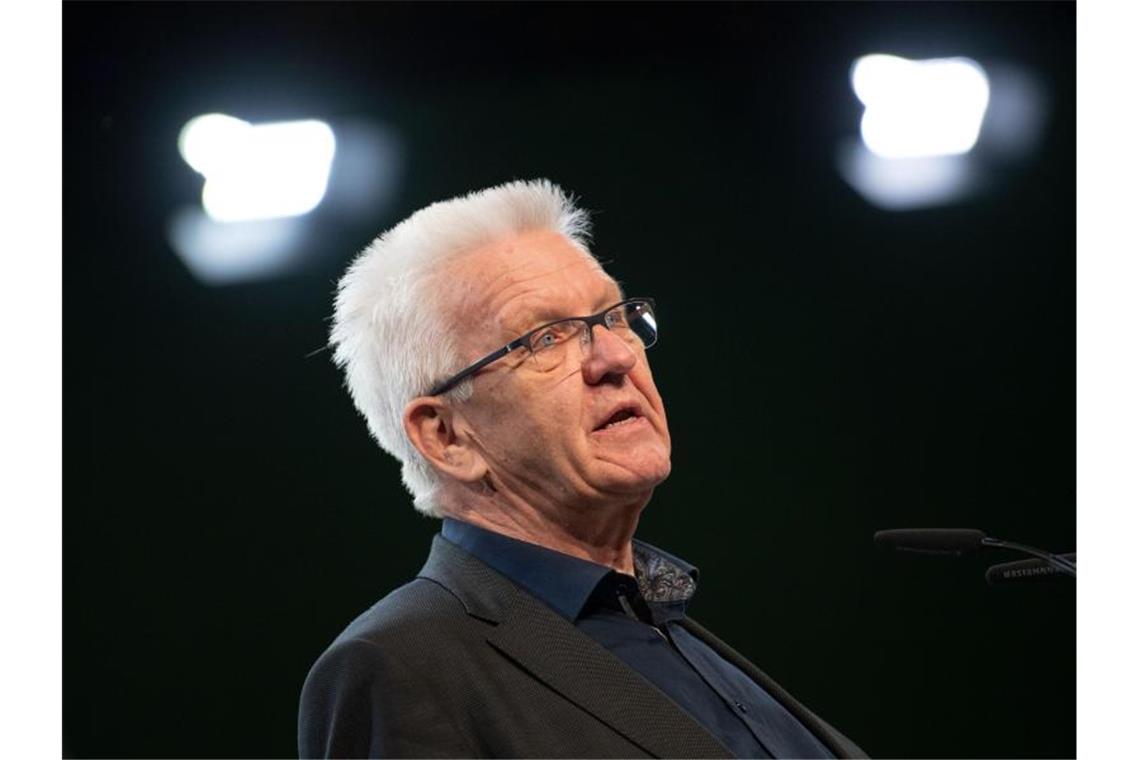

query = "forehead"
[[447, 230, 623, 333]]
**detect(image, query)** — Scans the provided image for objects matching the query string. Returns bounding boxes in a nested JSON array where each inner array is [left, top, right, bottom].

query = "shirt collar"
[[441, 517, 699, 622], [632, 542, 699, 622]]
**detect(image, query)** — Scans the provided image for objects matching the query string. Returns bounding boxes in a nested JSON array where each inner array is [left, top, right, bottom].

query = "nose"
[[579, 323, 638, 385]]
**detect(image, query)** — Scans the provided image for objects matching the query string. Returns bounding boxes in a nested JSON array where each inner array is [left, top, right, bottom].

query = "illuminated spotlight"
[[852, 54, 990, 159], [168, 116, 405, 286], [838, 53, 1046, 212], [178, 113, 336, 222]]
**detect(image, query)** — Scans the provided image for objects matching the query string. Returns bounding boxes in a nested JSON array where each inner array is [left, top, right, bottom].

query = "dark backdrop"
[[64, 2, 1075, 758]]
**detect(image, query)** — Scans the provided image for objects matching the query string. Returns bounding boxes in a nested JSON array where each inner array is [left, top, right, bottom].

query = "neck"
[[443, 485, 647, 575]]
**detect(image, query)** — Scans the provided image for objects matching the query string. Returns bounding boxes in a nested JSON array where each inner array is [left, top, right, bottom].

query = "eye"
[[528, 320, 580, 353], [607, 308, 633, 331], [532, 326, 573, 351]]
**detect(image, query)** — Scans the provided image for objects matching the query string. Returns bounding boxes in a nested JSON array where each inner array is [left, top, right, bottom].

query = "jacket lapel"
[[420, 536, 732, 759], [679, 618, 868, 759], [487, 593, 733, 759]]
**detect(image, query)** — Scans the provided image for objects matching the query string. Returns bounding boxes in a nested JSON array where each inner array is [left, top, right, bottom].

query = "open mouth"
[[596, 407, 641, 431]]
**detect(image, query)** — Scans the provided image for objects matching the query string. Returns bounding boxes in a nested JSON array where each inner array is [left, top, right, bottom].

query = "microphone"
[[874, 528, 1076, 579], [985, 554, 1077, 585]]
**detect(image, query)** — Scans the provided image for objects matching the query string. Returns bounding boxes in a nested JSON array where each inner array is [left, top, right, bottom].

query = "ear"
[[403, 396, 488, 484]]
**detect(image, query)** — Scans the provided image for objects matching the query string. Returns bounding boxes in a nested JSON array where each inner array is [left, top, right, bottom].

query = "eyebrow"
[[523, 291, 624, 331]]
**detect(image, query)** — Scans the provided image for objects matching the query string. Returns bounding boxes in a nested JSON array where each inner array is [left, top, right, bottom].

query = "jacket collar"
[[440, 517, 612, 622]]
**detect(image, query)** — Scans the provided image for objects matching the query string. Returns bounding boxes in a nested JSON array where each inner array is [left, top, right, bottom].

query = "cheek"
[[494, 393, 584, 456], [634, 368, 668, 416]]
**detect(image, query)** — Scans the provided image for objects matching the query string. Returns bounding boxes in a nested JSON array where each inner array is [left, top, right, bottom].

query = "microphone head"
[[874, 528, 987, 555]]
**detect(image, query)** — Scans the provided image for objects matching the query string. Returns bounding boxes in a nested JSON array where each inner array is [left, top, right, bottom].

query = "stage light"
[[169, 115, 404, 286], [178, 113, 336, 222], [852, 54, 990, 159]]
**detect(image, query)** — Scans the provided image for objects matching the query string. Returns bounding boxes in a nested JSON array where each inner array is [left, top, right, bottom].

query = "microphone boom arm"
[[980, 536, 1076, 577]]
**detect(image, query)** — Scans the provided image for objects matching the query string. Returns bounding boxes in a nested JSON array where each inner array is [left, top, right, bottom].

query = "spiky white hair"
[[329, 179, 593, 517]]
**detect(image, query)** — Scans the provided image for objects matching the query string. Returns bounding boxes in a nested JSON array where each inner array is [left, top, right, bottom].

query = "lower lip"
[[592, 415, 651, 436]]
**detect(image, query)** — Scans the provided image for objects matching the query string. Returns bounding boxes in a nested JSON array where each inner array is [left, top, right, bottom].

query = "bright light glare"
[[178, 113, 336, 222], [836, 139, 978, 211], [852, 54, 990, 159], [167, 207, 305, 285]]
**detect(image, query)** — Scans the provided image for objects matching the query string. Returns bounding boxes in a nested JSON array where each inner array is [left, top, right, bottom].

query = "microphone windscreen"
[[874, 528, 986, 555]]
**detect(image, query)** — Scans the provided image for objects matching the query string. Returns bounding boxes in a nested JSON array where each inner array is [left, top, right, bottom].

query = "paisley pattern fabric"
[[633, 544, 697, 603]]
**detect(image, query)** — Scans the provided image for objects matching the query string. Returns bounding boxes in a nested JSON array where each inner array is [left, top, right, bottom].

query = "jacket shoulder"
[[334, 576, 470, 647], [298, 578, 484, 758]]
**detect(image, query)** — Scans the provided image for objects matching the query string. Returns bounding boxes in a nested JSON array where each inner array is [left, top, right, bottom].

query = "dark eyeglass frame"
[[426, 297, 656, 397]]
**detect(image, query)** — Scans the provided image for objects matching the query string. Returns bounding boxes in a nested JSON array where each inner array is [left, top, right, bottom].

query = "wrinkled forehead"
[[435, 230, 623, 338]]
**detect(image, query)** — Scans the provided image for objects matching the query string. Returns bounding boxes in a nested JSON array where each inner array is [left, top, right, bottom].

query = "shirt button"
[[734, 700, 749, 714]]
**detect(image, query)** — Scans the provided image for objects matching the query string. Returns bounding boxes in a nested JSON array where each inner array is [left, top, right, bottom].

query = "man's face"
[[446, 229, 672, 512]]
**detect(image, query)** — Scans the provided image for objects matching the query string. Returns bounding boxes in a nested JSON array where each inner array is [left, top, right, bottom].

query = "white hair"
[[329, 179, 594, 517]]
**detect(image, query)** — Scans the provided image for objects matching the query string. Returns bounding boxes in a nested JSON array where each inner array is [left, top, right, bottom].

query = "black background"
[[64, 2, 1075, 757]]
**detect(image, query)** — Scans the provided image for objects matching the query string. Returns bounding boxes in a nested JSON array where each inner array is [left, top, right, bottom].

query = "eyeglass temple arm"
[[427, 339, 527, 396]]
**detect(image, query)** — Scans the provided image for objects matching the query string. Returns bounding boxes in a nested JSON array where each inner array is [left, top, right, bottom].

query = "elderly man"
[[299, 180, 864, 759]]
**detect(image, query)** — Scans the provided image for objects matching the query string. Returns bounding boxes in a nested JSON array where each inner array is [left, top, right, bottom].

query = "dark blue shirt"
[[441, 518, 833, 759]]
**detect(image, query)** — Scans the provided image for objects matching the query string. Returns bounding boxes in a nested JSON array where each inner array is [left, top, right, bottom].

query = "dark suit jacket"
[[299, 535, 867, 758]]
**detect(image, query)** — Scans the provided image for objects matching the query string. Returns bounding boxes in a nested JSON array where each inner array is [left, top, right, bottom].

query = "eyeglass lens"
[[525, 301, 657, 371]]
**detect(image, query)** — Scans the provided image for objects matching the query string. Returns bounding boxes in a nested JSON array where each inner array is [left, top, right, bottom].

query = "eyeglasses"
[[427, 298, 658, 396]]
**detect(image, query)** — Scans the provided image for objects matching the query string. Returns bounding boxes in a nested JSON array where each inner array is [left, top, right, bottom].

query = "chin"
[[599, 453, 672, 494]]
